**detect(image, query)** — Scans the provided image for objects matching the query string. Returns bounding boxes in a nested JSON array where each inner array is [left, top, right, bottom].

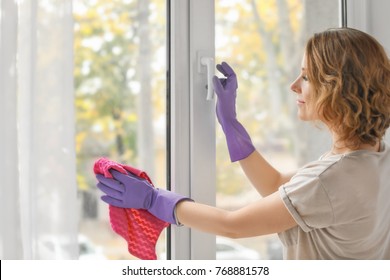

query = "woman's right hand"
[[213, 61, 238, 127], [212, 62, 255, 162]]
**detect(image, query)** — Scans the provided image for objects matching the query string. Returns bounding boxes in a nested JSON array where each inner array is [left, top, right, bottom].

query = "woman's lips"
[[296, 100, 305, 105]]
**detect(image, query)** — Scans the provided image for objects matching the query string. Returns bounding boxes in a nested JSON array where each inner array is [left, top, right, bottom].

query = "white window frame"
[[0, 0, 21, 259], [347, 0, 390, 58], [169, 0, 216, 260], [345, 0, 369, 31]]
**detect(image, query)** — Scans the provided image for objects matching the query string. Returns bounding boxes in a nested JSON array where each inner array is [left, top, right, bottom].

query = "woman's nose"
[[290, 77, 301, 94]]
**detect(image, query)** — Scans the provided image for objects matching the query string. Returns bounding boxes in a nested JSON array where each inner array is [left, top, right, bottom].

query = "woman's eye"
[[302, 75, 308, 81]]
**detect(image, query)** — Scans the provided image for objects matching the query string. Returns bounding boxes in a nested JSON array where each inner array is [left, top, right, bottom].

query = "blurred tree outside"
[[215, 0, 304, 197], [74, 0, 314, 212], [74, 0, 166, 219]]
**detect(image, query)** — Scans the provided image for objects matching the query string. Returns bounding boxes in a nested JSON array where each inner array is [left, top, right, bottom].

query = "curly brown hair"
[[305, 27, 390, 149]]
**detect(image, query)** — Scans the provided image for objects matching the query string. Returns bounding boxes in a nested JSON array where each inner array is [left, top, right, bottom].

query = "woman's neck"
[[330, 134, 380, 155]]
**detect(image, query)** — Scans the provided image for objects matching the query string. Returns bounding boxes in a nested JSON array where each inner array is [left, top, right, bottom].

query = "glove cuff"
[[222, 120, 255, 162], [148, 189, 193, 225]]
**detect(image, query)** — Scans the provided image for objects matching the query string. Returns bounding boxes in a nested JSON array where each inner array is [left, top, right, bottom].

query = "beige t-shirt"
[[278, 141, 390, 259]]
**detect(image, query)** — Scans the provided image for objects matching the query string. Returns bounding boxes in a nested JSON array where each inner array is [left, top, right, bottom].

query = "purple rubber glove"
[[96, 170, 192, 225], [213, 62, 255, 161]]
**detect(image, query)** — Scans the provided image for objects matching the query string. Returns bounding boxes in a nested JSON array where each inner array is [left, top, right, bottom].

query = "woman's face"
[[290, 55, 318, 121]]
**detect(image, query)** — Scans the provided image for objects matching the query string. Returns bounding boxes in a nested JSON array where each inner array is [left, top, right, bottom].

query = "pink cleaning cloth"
[[93, 158, 169, 260]]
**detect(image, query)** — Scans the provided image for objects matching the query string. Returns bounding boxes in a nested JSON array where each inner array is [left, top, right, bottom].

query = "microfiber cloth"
[[93, 158, 169, 260]]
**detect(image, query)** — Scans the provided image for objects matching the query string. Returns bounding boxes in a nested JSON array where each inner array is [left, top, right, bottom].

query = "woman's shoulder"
[[294, 155, 344, 180], [332, 140, 390, 172], [297, 141, 390, 179]]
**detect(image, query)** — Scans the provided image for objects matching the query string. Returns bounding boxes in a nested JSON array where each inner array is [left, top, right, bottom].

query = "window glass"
[[74, 0, 167, 260], [215, 0, 339, 259]]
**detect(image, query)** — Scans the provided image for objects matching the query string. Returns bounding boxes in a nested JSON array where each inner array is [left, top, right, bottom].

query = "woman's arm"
[[239, 150, 295, 197], [176, 191, 297, 238]]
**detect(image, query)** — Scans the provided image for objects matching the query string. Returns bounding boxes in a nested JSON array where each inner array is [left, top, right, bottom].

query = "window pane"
[[74, 0, 167, 260], [215, 0, 339, 259]]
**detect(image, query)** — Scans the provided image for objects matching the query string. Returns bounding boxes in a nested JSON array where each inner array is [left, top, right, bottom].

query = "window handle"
[[199, 56, 215, 101]]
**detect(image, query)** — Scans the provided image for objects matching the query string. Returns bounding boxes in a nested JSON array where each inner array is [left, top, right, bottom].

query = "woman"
[[96, 28, 390, 259]]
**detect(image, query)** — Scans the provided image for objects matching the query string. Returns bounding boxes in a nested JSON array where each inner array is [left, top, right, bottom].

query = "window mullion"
[[169, 0, 216, 260]]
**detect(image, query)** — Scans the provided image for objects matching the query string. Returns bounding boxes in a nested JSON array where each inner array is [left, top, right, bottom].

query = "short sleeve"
[[279, 173, 334, 232]]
